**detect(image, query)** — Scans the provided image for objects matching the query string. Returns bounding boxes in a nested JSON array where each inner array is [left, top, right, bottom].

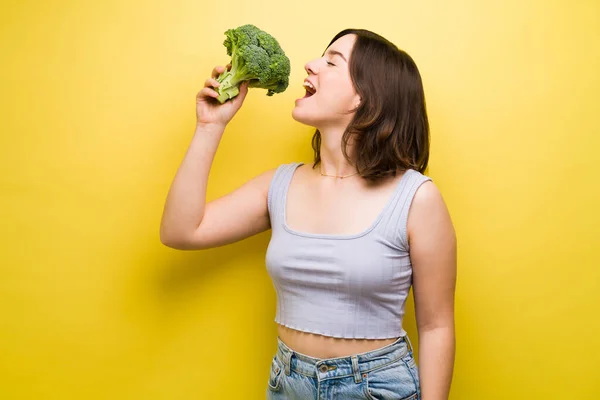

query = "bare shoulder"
[[209, 166, 279, 211], [248, 167, 278, 190], [214, 166, 278, 204], [407, 180, 456, 243], [412, 180, 444, 208]]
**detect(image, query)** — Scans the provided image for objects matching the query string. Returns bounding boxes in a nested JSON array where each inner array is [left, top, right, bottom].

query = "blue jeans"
[[266, 336, 421, 399]]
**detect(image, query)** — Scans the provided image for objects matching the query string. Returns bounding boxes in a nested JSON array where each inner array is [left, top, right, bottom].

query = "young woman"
[[161, 29, 456, 400]]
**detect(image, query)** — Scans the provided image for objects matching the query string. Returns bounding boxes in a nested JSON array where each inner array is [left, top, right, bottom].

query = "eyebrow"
[[325, 49, 348, 62]]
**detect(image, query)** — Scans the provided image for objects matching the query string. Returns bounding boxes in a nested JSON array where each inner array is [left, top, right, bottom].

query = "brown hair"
[[311, 29, 430, 181]]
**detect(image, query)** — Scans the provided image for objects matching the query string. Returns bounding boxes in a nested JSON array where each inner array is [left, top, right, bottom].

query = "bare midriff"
[[277, 324, 399, 359]]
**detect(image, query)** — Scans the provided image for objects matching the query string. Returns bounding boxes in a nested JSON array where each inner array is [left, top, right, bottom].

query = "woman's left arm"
[[407, 181, 457, 400]]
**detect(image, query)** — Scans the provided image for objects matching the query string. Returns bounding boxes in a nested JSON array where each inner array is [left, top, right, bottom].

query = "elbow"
[[160, 235, 190, 250], [417, 320, 455, 336], [160, 232, 178, 249], [159, 225, 187, 250], [160, 226, 207, 250]]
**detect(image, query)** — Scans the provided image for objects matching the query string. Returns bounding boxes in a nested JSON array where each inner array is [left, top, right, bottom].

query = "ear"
[[353, 93, 361, 109]]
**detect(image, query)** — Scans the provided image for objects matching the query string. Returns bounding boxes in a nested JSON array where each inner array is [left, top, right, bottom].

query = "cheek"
[[330, 77, 357, 103], [325, 86, 357, 110]]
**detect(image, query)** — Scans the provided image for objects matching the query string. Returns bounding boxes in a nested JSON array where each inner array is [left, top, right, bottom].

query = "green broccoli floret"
[[215, 24, 291, 103]]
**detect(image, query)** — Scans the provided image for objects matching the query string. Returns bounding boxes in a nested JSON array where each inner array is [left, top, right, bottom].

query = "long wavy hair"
[[311, 29, 430, 181]]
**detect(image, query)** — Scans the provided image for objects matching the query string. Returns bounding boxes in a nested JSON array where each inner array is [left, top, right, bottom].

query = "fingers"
[[211, 65, 226, 79], [199, 65, 240, 103], [198, 75, 220, 101], [197, 87, 219, 100], [204, 78, 220, 89]]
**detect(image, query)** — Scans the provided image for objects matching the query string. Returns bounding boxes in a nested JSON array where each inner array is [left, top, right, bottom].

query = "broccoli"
[[215, 24, 291, 103]]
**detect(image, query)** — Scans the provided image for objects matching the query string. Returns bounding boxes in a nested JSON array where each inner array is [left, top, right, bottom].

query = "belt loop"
[[283, 349, 293, 376], [404, 335, 414, 354], [351, 355, 362, 383]]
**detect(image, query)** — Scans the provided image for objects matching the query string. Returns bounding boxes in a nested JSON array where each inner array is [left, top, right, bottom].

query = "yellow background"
[[2, 0, 599, 398]]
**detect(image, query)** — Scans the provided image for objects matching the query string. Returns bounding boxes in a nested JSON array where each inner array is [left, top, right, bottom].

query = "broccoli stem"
[[216, 82, 240, 103], [215, 55, 248, 103], [215, 69, 243, 103]]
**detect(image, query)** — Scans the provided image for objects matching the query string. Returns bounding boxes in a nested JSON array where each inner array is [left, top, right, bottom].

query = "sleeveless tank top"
[[266, 162, 432, 339]]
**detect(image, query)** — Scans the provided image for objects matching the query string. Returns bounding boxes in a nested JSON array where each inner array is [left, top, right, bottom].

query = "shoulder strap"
[[382, 169, 433, 250], [267, 162, 304, 227]]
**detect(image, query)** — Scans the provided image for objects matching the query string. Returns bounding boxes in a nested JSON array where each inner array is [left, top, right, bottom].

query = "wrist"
[[195, 122, 226, 135]]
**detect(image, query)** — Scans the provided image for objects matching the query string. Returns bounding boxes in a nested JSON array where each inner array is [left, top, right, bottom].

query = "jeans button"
[[319, 364, 328, 373]]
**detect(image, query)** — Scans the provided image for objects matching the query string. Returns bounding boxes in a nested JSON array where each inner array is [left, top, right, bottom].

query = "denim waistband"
[[275, 335, 414, 382]]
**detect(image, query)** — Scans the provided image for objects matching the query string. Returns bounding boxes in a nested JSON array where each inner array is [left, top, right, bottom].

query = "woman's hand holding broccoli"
[[195, 65, 249, 129], [195, 24, 289, 129]]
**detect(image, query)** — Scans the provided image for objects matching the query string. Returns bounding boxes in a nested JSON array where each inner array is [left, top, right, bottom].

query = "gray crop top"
[[266, 162, 432, 339]]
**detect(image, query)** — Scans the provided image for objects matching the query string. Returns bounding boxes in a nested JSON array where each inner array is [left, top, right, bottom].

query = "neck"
[[317, 126, 357, 177]]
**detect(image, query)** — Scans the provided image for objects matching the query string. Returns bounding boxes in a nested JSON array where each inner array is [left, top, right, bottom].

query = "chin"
[[291, 106, 318, 128]]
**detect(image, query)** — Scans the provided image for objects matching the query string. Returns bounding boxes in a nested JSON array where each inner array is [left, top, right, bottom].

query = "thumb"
[[233, 81, 249, 105]]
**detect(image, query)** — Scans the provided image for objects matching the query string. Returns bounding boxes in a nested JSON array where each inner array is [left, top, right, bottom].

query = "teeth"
[[303, 81, 316, 92]]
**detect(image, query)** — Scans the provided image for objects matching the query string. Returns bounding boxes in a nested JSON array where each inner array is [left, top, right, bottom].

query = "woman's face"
[[292, 34, 360, 130]]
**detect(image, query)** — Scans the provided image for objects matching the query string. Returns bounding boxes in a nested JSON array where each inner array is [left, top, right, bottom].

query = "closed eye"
[[326, 60, 336, 66]]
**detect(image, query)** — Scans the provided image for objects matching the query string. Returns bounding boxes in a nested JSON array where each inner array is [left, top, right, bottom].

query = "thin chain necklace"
[[319, 166, 359, 179]]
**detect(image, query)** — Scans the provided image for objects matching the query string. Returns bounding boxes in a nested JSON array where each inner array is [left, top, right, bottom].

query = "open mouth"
[[303, 81, 316, 98]]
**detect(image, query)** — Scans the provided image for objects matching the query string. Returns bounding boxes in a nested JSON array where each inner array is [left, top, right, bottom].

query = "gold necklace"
[[319, 166, 359, 179]]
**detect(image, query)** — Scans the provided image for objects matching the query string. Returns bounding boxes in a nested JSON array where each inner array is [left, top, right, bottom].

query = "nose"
[[304, 58, 318, 75]]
